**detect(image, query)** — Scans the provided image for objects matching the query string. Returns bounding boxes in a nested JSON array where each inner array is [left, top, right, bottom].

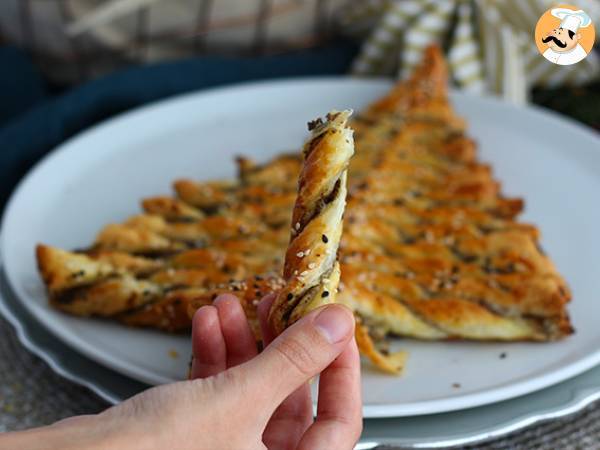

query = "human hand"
[[1, 294, 361, 450], [189, 293, 362, 450]]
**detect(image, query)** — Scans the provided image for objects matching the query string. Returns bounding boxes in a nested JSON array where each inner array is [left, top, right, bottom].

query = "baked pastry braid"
[[36, 46, 573, 375], [355, 321, 407, 375], [269, 110, 355, 334]]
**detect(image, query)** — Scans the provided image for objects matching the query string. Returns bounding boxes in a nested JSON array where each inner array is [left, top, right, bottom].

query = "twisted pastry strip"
[[269, 110, 355, 334]]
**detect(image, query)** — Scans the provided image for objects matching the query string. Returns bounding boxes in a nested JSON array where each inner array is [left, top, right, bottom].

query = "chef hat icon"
[[551, 8, 592, 33]]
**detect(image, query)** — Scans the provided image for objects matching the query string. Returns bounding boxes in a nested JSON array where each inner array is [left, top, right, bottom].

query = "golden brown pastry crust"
[[35, 45, 573, 374], [268, 110, 354, 334]]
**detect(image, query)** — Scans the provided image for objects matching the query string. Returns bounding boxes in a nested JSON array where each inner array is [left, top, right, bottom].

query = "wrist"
[[0, 414, 143, 450]]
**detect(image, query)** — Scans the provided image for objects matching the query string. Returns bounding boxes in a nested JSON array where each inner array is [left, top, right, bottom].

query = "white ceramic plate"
[[1, 78, 600, 418], [2, 265, 600, 448]]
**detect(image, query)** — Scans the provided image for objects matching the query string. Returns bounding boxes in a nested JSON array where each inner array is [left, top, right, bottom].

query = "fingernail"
[[314, 305, 353, 344], [213, 294, 238, 305]]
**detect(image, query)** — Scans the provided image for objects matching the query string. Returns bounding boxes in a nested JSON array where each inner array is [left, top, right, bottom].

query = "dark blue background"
[[0, 42, 357, 211]]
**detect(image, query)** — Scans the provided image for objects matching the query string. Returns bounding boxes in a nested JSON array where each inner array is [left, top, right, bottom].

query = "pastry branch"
[[269, 110, 355, 334]]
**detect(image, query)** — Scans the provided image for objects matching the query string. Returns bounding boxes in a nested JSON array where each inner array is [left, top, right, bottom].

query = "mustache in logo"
[[542, 35, 567, 48]]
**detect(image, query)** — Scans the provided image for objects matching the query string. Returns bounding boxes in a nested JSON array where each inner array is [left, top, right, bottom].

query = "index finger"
[[297, 337, 362, 450], [257, 293, 313, 449], [258, 293, 278, 346]]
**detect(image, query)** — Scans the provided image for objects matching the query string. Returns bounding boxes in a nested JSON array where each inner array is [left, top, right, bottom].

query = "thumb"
[[240, 304, 355, 412]]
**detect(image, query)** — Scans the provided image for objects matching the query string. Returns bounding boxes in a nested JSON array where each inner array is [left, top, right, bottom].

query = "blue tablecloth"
[[0, 41, 357, 210]]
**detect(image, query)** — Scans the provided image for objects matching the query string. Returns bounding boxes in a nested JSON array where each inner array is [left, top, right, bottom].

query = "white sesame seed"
[[487, 279, 499, 289], [308, 263, 316, 269], [443, 236, 455, 245], [296, 251, 304, 258], [295, 222, 301, 230], [300, 270, 309, 276], [304, 249, 311, 255]]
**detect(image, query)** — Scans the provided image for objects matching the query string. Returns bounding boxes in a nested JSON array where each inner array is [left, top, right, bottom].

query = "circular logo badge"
[[535, 4, 595, 66]]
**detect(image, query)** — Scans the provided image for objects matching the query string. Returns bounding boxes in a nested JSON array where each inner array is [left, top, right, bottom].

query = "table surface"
[[2, 316, 600, 448]]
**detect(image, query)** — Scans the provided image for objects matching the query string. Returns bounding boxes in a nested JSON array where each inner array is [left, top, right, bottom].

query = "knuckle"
[[219, 366, 247, 391], [353, 415, 364, 442], [272, 334, 321, 378], [339, 414, 363, 447], [210, 367, 256, 406]]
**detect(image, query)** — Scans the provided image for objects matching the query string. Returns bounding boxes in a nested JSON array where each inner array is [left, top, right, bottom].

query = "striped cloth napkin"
[[340, 0, 599, 103]]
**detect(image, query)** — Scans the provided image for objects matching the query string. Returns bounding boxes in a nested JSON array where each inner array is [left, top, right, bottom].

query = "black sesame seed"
[[500, 352, 507, 359], [322, 234, 329, 243], [287, 293, 293, 301], [321, 291, 330, 298], [307, 118, 323, 131]]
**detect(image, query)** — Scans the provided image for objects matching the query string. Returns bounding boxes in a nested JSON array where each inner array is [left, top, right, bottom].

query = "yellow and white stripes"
[[448, 0, 485, 93], [343, 0, 599, 99], [351, 0, 423, 76], [398, 0, 455, 80]]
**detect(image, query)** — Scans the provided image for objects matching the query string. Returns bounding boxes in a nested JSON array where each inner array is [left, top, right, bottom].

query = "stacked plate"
[[1, 79, 600, 447]]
